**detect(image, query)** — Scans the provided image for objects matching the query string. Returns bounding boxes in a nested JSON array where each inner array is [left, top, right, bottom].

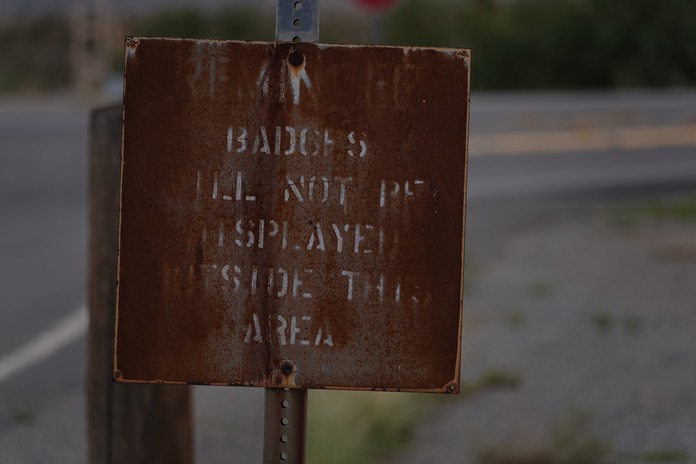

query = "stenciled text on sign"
[[116, 38, 470, 392]]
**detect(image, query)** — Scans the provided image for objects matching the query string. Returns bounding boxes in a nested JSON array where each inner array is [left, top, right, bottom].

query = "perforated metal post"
[[276, 0, 319, 43], [262, 2, 318, 463], [263, 387, 308, 464]]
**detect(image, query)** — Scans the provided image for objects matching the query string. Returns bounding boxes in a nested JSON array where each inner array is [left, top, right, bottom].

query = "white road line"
[[0, 306, 87, 384]]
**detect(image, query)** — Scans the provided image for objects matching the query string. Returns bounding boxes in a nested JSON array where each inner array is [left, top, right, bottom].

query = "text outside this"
[[115, 38, 471, 392]]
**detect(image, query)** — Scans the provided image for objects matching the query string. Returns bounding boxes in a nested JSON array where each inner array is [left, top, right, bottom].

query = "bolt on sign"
[[115, 37, 470, 393]]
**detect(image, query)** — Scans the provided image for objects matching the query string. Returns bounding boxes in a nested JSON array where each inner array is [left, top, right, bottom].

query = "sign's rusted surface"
[[115, 37, 470, 392]]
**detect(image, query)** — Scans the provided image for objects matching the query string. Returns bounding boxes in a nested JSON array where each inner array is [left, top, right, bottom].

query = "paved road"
[[0, 92, 695, 463]]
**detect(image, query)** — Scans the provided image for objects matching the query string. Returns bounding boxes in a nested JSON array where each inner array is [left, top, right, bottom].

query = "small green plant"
[[477, 448, 552, 464], [504, 309, 527, 330], [306, 390, 428, 464], [550, 409, 611, 464], [480, 370, 523, 389], [591, 311, 614, 332], [527, 281, 555, 299], [464, 258, 484, 295], [9, 403, 36, 425], [592, 312, 645, 334], [608, 197, 696, 227], [634, 449, 689, 462], [622, 315, 644, 334], [461, 369, 523, 399], [476, 409, 611, 464]]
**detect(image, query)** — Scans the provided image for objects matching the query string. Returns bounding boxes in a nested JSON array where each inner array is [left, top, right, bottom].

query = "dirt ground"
[[387, 188, 696, 464]]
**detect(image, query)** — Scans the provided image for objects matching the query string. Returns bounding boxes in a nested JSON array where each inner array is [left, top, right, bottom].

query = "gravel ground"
[[387, 189, 696, 464]]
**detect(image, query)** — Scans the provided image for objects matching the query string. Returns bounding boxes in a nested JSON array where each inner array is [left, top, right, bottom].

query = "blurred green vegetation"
[[1, 0, 696, 94], [0, 16, 71, 93], [607, 196, 696, 227], [307, 390, 427, 464], [131, 6, 272, 41], [388, 0, 696, 89]]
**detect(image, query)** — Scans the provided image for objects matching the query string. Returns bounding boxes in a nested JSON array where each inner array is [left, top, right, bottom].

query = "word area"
[[244, 313, 333, 347]]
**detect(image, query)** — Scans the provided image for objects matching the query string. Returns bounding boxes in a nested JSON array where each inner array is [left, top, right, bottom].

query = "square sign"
[[115, 37, 470, 393]]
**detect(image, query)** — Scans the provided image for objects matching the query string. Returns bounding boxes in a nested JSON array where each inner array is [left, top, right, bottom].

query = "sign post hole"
[[115, 1, 470, 462]]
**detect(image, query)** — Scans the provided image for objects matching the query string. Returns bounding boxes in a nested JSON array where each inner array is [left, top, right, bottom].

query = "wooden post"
[[87, 105, 193, 464]]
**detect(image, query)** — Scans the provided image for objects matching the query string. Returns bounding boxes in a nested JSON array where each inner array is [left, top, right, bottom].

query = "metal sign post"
[[276, 0, 319, 43], [265, 5, 317, 463], [263, 382, 308, 463]]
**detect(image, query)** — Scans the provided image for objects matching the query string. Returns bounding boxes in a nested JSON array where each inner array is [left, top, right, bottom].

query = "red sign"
[[354, 0, 399, 13]]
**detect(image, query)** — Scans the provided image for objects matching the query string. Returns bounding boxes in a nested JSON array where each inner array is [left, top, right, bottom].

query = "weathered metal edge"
[[453, 48, 473, 396], [121, 35, 471, 60], [112, 376, 460, 393], [112, 37, 130, 382]]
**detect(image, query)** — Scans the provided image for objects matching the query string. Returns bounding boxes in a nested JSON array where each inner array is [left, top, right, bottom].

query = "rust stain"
[[115, 37, 470, 393], [125, 37, 140, 58]]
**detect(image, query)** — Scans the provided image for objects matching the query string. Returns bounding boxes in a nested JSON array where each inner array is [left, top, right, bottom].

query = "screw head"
[[281, 361, 294, 376], [288, 51, 304, 67]]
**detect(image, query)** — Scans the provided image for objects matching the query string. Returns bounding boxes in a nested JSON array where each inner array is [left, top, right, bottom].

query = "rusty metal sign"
[[115, 37, 470, 393]]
